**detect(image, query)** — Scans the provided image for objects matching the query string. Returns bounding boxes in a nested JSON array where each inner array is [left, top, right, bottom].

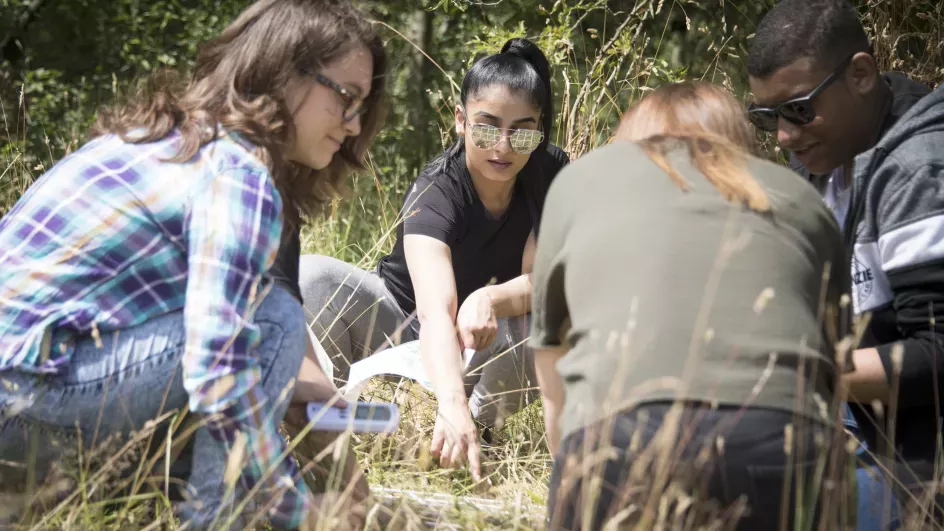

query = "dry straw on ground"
[[1, 0, 943, 529]]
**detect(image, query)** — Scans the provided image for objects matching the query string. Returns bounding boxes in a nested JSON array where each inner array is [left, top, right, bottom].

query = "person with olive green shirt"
[[531, 82, 853, 530]]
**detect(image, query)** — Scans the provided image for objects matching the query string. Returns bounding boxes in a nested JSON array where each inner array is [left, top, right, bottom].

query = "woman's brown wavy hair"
[[614, 82, 770, 212], [90, 0, 387, 229]]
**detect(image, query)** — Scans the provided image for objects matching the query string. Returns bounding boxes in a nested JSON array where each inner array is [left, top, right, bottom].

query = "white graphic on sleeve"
[[851, 213, 944, 315], [852, 241, 892, 314]]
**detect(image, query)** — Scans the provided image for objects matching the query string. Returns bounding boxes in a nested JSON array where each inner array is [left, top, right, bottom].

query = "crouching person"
[[0, 0, 386, 528], [298, 37, 569, 481], [532, 82, 856, 530]]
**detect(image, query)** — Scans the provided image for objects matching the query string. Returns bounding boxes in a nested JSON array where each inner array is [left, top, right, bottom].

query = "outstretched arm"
[[404, 233, 482, 480]]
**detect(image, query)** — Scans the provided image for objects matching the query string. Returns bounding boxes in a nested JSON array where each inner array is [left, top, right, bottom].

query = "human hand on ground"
[[430, 399, 482, 481]]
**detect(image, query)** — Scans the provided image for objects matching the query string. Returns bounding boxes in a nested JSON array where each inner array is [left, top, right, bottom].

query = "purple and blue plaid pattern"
[[0, 131, 311, 527]]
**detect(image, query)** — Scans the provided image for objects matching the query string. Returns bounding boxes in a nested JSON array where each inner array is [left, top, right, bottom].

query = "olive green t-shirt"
[[529, 141, 849, 441]]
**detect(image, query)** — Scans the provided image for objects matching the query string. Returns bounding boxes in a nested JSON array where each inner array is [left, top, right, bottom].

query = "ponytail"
[[449, 37, 555, 162], [499, 38, 553, 151]]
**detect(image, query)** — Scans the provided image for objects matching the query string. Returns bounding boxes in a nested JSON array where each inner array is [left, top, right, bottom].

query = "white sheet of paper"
[[340, 340, 476, 402]]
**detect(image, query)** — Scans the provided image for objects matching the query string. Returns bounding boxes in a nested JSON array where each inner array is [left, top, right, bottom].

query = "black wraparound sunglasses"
[[747, 54, 854, 132]]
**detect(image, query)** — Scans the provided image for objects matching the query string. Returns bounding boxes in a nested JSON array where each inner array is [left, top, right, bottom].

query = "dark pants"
[[547, 402, 855, 530]]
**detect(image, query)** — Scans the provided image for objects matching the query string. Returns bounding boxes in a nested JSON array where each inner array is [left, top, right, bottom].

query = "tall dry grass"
[[0, 0, 943, 529]]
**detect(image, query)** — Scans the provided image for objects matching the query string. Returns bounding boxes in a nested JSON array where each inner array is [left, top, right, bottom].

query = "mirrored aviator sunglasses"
[[469, 123, 544, 155]]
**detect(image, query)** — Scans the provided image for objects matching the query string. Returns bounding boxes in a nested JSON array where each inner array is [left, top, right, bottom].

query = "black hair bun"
[[500, 38, 551, 89]]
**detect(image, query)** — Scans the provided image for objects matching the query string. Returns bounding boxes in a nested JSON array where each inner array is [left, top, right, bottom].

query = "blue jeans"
[[0, 284, 307, 529], [845, 404, 901, 530]]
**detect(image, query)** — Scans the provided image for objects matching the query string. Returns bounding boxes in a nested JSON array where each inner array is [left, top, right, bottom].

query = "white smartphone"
[[306, 401, 400, 433]]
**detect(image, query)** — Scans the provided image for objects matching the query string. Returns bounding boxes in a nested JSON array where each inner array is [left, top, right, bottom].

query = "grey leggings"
[[299, 254, 538, 428]]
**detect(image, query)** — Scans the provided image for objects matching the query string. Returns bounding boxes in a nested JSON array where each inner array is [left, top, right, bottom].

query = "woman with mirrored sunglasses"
[[297, 37, 569, 480]]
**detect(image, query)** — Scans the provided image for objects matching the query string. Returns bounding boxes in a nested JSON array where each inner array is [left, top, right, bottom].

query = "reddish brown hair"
[[615, 82, 769, 212]]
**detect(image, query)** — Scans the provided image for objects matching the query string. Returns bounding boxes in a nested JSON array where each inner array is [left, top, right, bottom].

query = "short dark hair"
[[747, 0, 871, 78]]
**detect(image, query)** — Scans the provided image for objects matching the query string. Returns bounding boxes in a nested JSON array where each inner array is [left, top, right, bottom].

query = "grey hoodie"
[[841, 78, 944, 473]]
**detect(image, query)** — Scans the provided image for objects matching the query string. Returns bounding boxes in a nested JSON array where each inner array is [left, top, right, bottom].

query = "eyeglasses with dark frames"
[[313, 72, 367, 122], [747, 54, 855, 132]]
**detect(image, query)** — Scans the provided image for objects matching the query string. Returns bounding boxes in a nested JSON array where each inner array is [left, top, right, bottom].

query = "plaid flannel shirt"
[[0, 130, 311, 528]]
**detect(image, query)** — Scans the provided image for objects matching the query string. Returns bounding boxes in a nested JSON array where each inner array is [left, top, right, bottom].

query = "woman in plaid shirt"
[[0, 0, 386, 528]]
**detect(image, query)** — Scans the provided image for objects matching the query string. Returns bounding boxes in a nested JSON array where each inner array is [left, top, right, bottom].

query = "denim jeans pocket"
[[62, 313, 187, 392]]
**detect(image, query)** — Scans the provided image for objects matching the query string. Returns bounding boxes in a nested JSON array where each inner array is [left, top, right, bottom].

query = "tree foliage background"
[[1, 0, 942, 257], [0, 1, 942, 527]]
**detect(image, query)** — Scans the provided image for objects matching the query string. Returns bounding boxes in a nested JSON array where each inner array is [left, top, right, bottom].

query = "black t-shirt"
[[377, 143, 569, 315], [269, 229, 303, 303]]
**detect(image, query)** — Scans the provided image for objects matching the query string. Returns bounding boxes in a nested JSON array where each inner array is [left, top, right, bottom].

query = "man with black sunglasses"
[[748, 0, 944, 505]]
